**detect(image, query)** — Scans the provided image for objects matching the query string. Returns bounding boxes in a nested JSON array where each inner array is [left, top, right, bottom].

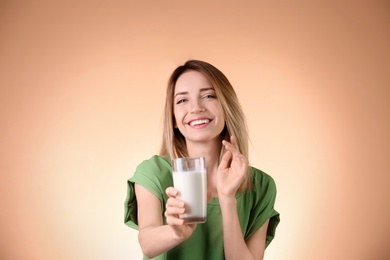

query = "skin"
[[135, 70, 269, 259]]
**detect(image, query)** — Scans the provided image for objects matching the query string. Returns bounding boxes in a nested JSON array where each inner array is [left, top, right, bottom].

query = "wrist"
[[218, 195, 237, 207], [169, 224, 195, 242]]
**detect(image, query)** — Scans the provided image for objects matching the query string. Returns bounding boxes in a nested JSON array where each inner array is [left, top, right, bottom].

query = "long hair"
[[159, 60, 252, 191]]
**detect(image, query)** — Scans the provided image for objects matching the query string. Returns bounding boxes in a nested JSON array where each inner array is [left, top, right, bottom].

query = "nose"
[[190, 99, 205, 113]]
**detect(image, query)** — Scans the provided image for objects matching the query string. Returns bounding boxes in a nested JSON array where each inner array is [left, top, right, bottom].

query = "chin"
[[188, 135, 222, 144]]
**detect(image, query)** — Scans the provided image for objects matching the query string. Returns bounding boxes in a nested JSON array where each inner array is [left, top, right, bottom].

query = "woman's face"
[[173, 70, 225, 145]]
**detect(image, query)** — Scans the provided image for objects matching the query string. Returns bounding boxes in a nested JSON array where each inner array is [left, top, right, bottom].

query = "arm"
[[135, 184, 196, 258], [218, 136, 269, 260], [220, 196, 269, 260], [246, 219, 270, 259]]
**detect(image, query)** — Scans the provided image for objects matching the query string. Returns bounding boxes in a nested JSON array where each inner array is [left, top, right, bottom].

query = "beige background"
[[1, 1, 389, 259]]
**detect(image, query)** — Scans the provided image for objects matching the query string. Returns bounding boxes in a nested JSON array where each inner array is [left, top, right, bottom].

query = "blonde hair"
[[159, 60, 252, 191]]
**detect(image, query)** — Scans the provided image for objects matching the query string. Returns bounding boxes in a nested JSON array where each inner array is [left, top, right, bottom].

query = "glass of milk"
[[172, 157, 207, 224]]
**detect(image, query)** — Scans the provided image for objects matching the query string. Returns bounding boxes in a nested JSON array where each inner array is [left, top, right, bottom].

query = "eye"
[[176, 98, 187, 104], [203, 94, 217, 99]]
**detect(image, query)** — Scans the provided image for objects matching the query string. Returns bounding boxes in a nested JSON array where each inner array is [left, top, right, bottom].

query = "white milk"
[[173, 170, 207, 221]]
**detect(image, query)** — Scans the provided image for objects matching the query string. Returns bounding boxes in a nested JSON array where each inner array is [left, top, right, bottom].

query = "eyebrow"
[[174, 88, 215, 98]]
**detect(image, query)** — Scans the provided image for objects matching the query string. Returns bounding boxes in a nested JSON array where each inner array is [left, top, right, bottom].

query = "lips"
[[188, 118, 211, 126]]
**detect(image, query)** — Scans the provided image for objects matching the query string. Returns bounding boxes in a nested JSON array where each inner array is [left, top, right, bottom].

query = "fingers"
[[165, 187, 179, 197], [165, 212, 185, 225], [221, 136, 248, 175], [222, 136, 247, 163], [230, 135, 238, 148], [222, 135, 239, 154], [165, 187, 186, 225], [166, 197, 185, 211], [219, 150, 232, 170]]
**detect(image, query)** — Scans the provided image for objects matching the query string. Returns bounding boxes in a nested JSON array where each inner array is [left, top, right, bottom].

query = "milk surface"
[[173, 170, 207, 219]]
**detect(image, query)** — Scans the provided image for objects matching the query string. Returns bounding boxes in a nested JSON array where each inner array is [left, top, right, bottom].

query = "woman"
[[124, 60, 280, 259]]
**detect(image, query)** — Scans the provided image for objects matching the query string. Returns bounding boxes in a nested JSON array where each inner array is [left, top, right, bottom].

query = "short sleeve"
[[124, 180, 138, 229], [124, 155, 173, 229], [246, 169, 280, 247]]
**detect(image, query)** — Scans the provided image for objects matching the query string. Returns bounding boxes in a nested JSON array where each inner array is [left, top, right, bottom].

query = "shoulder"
[[136, 155, 171, 173], [131, 155, 172, 183], [249, 166, 277, 195]]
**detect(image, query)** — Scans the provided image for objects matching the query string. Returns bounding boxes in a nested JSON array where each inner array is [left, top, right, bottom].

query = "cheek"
[[219, 113, 226, 129], [218, 115, 226, 129], [215, 105, 225, 122]]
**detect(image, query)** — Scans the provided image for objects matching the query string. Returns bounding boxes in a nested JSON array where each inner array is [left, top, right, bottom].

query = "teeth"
[[190, 119, 210, 126]]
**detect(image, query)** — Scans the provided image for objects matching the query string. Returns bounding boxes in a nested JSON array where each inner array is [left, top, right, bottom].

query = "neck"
[[186, 138, 222, 198], [187, 139, 221, 167]]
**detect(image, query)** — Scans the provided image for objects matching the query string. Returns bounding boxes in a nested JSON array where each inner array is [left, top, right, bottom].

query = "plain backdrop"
[[1, 1, 389, 259]]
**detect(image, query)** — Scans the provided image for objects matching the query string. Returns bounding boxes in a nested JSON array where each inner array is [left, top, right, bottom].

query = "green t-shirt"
[[124, 155, 280, 260]]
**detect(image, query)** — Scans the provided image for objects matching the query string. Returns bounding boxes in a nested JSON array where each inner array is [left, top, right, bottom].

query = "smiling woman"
[[173, 71, 226, 148], [124, 60, 280, 259], [1, 1, 389, 259]]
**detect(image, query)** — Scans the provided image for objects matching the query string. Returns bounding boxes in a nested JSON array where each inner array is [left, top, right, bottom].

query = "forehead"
[[174, 70, 213, 93]]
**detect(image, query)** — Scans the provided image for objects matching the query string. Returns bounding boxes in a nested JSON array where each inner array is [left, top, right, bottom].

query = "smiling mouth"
[[189, 119, 211, 126]]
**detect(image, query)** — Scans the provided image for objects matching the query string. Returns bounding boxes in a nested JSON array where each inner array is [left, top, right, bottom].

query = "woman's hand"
[[165, 187, 197, 240], [217, 136, 248, 200]]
